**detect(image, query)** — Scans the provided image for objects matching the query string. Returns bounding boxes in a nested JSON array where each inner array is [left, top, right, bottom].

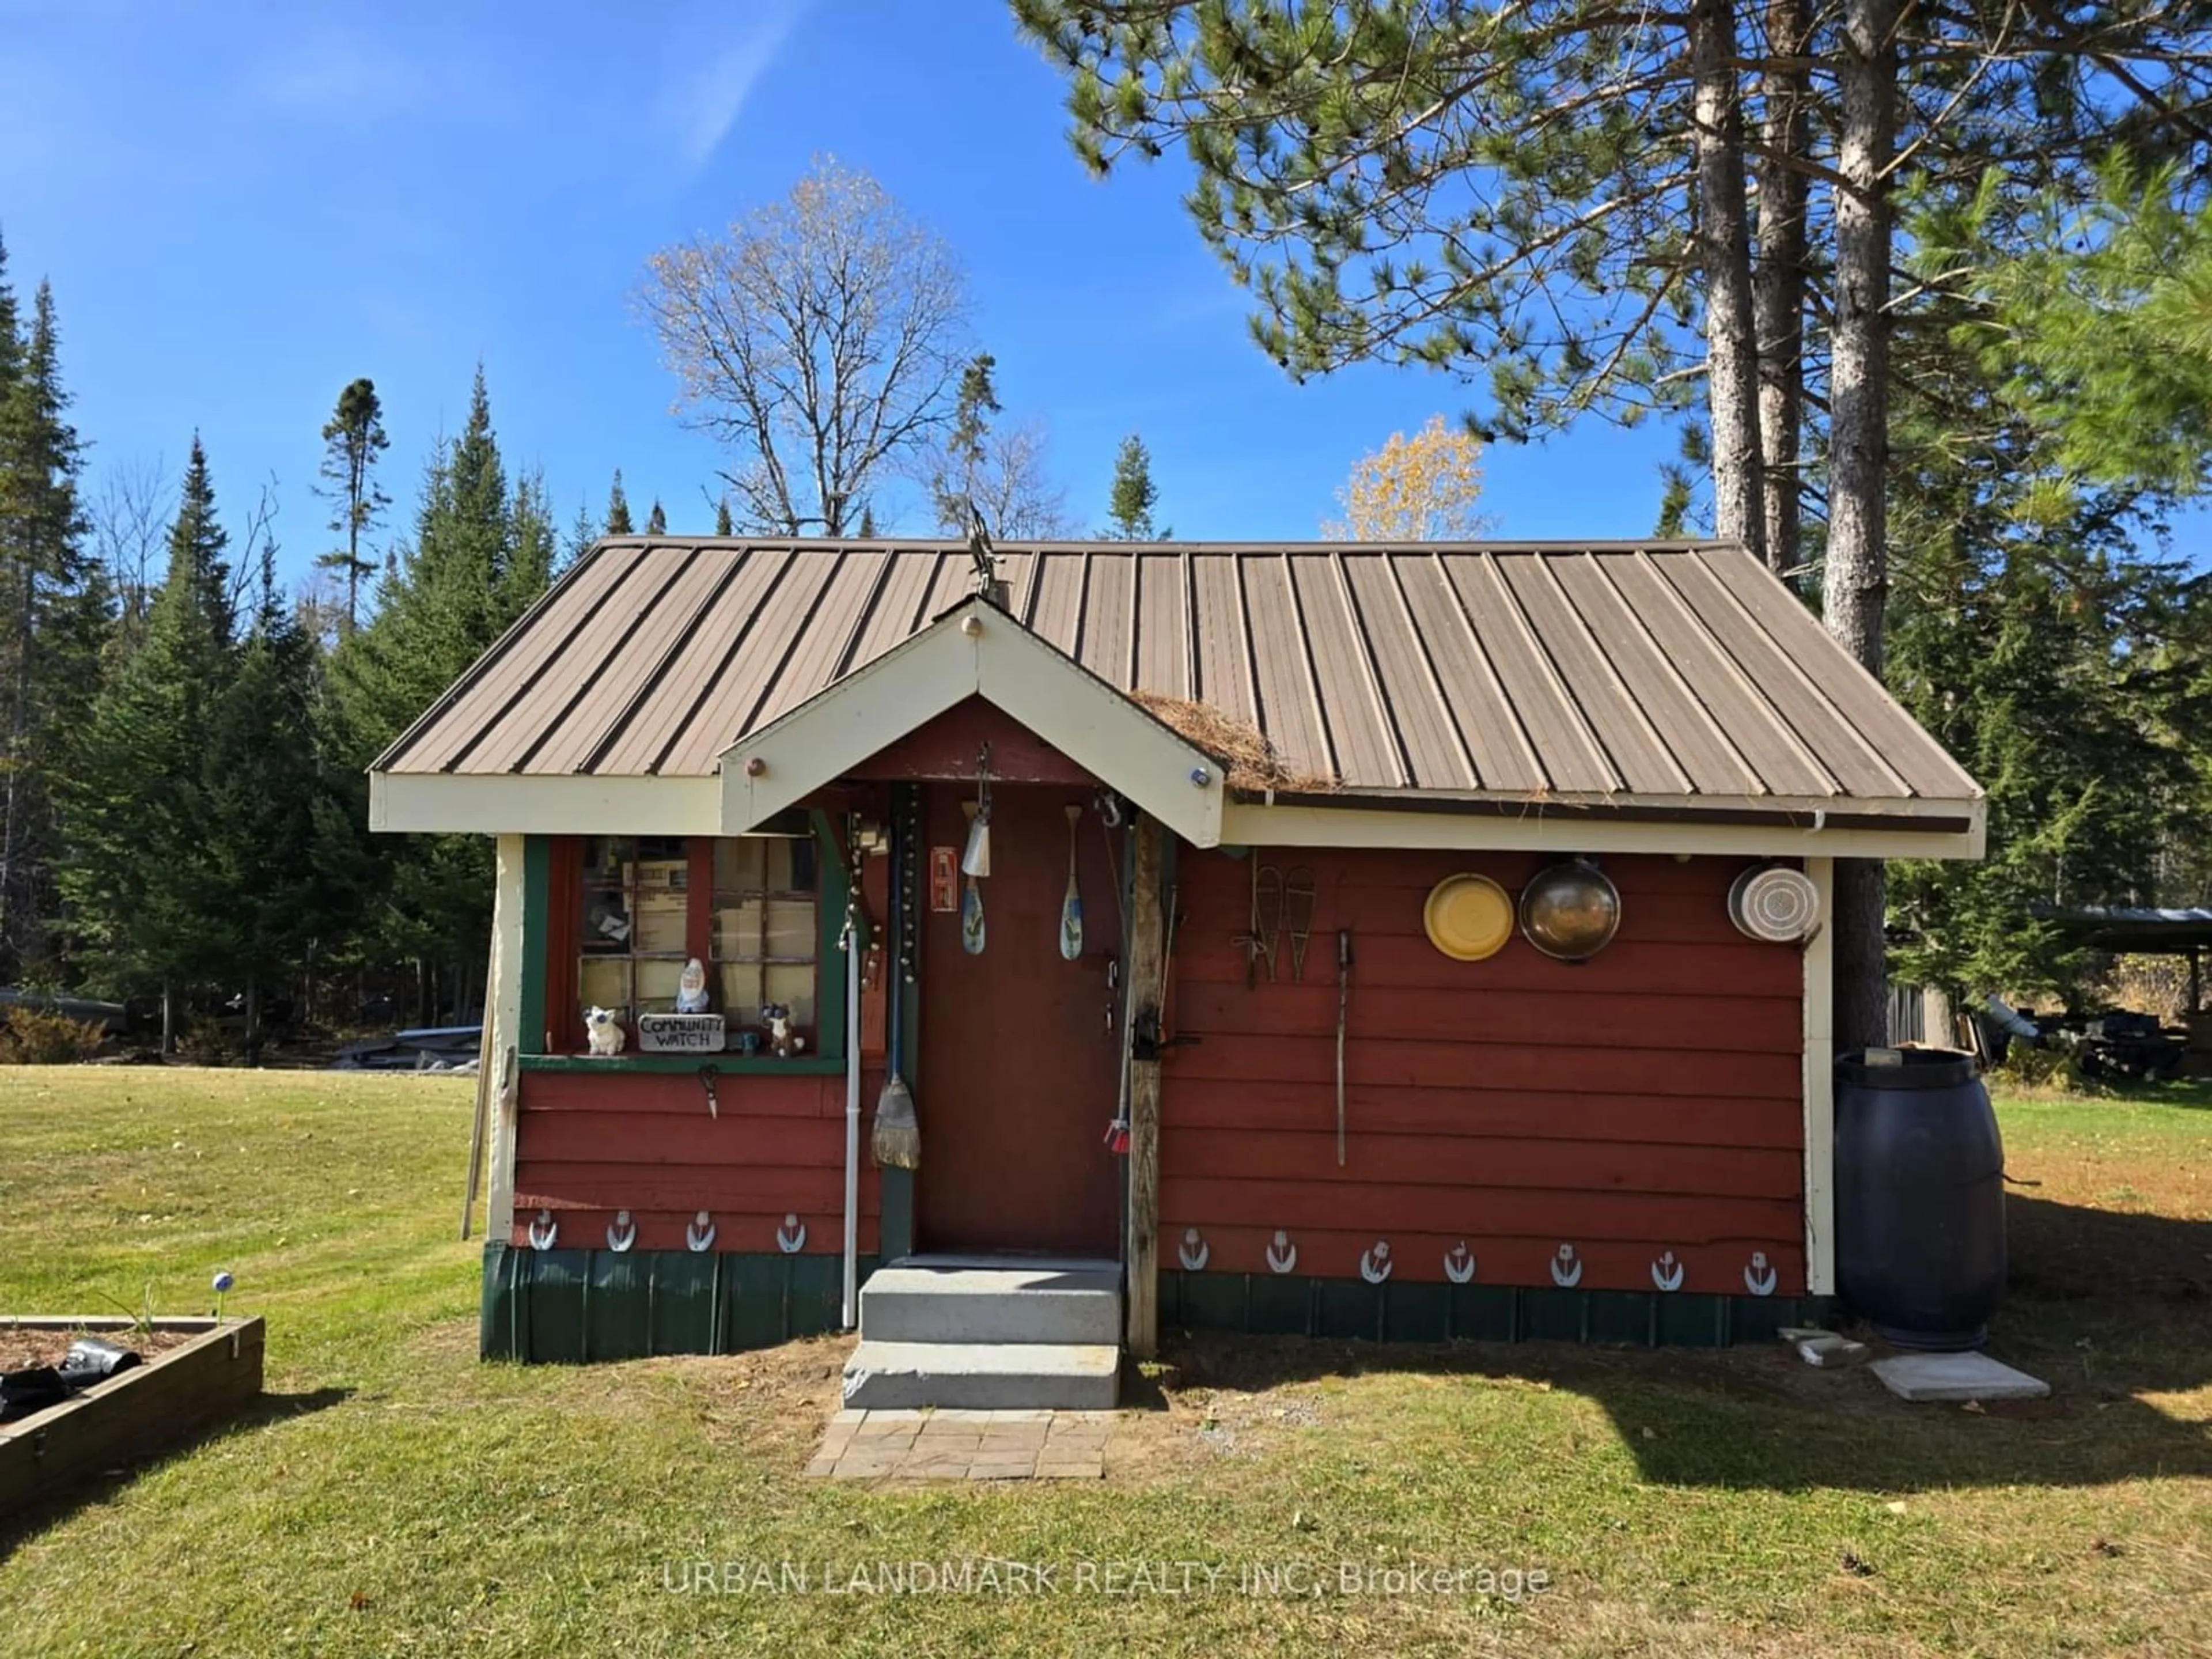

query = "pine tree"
[[646, 498, 668, 536], [314, 378, 390, 637], [1104, 433, 1161, 539], [932, 354, 1002, 529], [58, 438, 233, 1046], [605, 469, 634, 536], [313, 380, 389, 634], [857, 503, 878, 538], [714, 496, 734, 537]]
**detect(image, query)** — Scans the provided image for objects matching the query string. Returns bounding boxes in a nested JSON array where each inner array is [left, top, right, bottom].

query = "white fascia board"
[[1219, 801, 1984, 861], [719, 600, 1226, 846], [369, 771, 724, 836]]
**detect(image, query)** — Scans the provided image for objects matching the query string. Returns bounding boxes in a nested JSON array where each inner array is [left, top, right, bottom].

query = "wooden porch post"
[[1124, 813, 1166, 1358]]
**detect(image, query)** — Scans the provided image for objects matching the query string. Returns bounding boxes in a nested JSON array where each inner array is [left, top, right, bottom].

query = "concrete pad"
[[1873, 1351, 2050, 1402], [842, 1339, 1120, 1411]]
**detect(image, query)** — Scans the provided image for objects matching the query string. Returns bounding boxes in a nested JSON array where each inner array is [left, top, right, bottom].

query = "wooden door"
[[915, 782, 1123, 1256]]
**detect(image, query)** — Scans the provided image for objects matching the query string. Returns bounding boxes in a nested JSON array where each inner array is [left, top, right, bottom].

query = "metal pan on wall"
[[1519, 861, 1622, 963], [1422, 873, 1514, 962], [1728, 864, 1820, 942]]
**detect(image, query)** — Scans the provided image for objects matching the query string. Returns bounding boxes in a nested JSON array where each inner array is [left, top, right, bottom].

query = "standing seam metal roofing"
[[373, 539, 1981, 808]]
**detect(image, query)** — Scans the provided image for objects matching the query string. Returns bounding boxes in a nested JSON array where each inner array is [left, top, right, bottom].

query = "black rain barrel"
[[1834, 1047, 2006, 1351]]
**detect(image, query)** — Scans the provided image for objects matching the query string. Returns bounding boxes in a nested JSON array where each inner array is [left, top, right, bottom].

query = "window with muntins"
[[569, 832, 820, 1044]]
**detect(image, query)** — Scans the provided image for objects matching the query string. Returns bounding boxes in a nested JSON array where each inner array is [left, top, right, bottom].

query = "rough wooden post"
[[1124, 813, 1166, 1358]]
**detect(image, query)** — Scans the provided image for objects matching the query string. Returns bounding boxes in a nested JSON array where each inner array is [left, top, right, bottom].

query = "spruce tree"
[[605, 469, 634, 536], [199, 546, 327, 1059], [327, 367, 551, 1015], [1104, 433, 1160, 539], [562, 499, 597, 573], [59, 438, 232, 1046], [314, 377, 390, 637], [714, 496, 734, 537], [646, 498, 668, 536]]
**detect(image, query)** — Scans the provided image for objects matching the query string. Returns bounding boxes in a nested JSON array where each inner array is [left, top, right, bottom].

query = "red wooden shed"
[[370, 537, 1982, 1392]]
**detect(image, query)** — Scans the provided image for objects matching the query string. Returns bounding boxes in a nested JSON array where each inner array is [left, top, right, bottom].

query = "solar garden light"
[[211, 1269, 234, 1321]]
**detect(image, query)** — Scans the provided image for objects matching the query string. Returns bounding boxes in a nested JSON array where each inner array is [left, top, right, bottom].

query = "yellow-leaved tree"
[[1321, 415, 1493, 541]]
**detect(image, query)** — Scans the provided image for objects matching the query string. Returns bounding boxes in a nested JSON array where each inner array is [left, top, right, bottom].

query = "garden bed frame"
[[0, 1315, 264, 1516]]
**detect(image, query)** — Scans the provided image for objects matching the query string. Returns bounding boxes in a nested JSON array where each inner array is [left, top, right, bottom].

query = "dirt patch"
[[0, 1327, 194, 1373]]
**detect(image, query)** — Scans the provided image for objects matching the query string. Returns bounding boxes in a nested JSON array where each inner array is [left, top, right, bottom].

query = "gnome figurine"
[[675, 957, 710, 1014]]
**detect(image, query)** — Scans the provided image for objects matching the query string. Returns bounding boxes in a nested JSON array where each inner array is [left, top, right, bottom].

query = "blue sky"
[[0, 1, 2198, 581]]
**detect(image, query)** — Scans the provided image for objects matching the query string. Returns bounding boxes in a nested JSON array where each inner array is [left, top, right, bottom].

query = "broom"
[[871, 808, 922, 1171]]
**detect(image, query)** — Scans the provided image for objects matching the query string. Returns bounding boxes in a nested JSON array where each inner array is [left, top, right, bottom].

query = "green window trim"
[[520, 813, 850, 1064], [521, 836, 549, 1055]]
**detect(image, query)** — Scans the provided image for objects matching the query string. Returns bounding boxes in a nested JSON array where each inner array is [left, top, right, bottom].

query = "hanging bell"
[[960, 804, 991, 877]]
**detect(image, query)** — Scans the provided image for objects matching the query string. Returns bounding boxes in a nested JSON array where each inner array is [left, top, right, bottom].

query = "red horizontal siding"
[[1178, 934, 1794, 997], [1166, 1080, 1802, 1148], [1161, 848, 1807, 1294], [509, 1067, 878, 1253], [1163, 1128, 1801, 1197], [1171, 982, 1800, 1053], [1170, 1034, 1800, 1098]]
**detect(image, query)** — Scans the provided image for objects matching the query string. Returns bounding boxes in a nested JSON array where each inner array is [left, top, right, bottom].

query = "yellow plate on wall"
[[1423, 873, 1514, 961]]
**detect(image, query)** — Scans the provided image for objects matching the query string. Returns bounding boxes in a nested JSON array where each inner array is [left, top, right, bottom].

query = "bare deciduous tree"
[[89, 457, 171, 650], [960, 422, 1073, 539], [639, 157, 971, 537]]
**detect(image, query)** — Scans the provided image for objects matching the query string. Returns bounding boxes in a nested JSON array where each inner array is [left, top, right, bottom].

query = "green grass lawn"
[[2, 1069, 2208, 1657]]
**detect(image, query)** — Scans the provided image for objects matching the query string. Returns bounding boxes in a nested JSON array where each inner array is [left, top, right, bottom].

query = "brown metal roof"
[[374, 539, 1980, 810]]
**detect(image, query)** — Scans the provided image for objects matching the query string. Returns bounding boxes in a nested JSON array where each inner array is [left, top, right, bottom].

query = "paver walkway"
[[805, 1408, 1111, 1480]]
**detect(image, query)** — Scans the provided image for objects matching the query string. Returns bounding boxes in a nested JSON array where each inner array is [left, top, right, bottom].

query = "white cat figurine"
[[584, 1006, 626, 1056]]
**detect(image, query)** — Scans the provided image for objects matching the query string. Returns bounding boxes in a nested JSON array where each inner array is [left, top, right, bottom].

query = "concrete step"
[[859, 1261, 1122, 1347], [841, 1339, 1121, 1411]]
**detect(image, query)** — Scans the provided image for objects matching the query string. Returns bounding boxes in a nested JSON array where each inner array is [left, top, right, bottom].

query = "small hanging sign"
[[929, 847, 959, 913]]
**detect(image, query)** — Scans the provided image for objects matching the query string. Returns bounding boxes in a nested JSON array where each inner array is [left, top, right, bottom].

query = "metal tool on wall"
[[1285, 866, 1316, 980], [1335, 929, 1353, 1166], [1234, 859, 1285, 986], [1060, 803, 1084, 959]]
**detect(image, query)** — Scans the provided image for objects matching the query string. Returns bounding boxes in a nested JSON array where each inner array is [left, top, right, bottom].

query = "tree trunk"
[[1827, 0, 1899, 1054], [161, 980, 175, 1056], [1691, 0, 1766, 563], [1753, 0, 1811, 577], [244, 972, 262, 1068]]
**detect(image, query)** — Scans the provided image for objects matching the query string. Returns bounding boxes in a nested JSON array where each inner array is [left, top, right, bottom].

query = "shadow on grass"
[[0, 1385, 353, 1561], [1141, 1193, 2212, 1496]]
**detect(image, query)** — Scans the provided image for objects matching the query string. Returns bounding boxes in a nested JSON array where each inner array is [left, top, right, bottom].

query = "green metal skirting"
[[1162, 1271, 1832, 1347], [480, 1244, 876, 1362]]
